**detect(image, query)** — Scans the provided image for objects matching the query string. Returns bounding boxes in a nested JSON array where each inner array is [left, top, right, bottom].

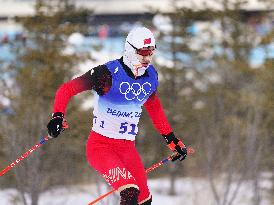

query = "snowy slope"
[[0, 175, 272, 205]]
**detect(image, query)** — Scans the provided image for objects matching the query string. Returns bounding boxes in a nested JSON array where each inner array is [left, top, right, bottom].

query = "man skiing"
[[47, 27, 188, 205]]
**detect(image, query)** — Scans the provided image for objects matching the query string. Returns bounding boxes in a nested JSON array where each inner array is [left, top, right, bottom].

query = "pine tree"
[[0, 1, 92, 204], [155, 0, 273, 202]]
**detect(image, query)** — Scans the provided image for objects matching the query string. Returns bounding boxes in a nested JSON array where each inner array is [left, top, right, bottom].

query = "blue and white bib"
[[92, 59, 158, 140]]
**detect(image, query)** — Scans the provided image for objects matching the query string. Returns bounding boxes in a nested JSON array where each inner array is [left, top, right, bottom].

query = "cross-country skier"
[[47, 27, 188, 205]]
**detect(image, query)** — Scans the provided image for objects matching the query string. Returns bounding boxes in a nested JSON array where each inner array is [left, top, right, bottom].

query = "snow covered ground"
[[1, 175, 272, 205]]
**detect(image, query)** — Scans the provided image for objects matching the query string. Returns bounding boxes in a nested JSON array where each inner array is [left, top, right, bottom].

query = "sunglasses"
[[127, 41, 156, 56]]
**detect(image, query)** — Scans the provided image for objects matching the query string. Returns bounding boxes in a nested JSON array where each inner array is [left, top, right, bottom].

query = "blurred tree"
[[195, 1, 273, 204], [0, 0, 92, 205], [154, 0, 273, 203], [152, 2, 204, 195], [258, 56, 274, 204]]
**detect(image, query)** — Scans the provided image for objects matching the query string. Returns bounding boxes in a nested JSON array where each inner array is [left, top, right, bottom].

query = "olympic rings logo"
[[119, 82, 152, 101]]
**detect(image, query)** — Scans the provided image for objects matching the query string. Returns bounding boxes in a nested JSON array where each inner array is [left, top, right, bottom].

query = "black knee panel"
[[140, 196, 152, 205], [120, 187, 140, 205]]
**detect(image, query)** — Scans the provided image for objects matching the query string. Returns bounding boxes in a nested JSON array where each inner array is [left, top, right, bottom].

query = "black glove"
[[163, 132, 187, 161], [47, 112, 68, 138]]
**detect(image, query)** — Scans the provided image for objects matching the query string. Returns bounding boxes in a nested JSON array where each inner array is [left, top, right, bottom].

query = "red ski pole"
[[0, 135, 50, 177], [0, 121, 68, 177], [88, 147, 195, 205]]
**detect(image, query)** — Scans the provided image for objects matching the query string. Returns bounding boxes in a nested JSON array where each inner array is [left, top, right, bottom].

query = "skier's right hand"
[[47, 112, 68, 138]]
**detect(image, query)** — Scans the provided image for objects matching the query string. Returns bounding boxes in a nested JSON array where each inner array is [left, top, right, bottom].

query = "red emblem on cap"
[[144, 38, 151, 45]]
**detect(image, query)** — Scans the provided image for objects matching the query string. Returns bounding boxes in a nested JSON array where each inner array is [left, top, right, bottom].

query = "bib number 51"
[[119, 122, 137, 135]]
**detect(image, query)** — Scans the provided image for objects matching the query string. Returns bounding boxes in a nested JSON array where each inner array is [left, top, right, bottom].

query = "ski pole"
[[0, 135, 50, 177], [88, 147, 195, 205], [0, 121, 68, 177]]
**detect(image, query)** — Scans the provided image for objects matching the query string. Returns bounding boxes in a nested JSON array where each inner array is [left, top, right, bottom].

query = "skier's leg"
[[139, 197, 152, 205], [86, 131, 140, 203], [115, 141, 152, 204], [120, 187, 140, 205]]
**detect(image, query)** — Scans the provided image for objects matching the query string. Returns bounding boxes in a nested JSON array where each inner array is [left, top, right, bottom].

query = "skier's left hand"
[[162, 132, 187, 161]]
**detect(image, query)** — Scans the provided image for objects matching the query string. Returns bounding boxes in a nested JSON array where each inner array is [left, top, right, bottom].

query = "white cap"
[[123, 27, 156, 77], [126, 27, 156, 49]]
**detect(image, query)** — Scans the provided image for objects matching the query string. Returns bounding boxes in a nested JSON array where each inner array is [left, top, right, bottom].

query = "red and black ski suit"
[[52, 57, 173, 204]]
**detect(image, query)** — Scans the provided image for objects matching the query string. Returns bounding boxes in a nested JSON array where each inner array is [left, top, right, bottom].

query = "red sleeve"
[[144, 92, 173, 135], [53, 71, 93, 114], [53, 64, 112, 114]]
